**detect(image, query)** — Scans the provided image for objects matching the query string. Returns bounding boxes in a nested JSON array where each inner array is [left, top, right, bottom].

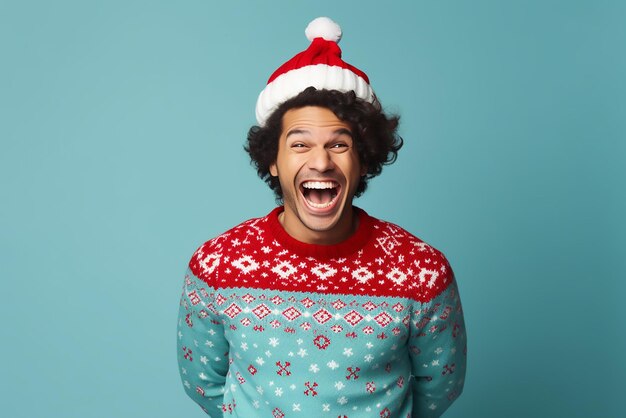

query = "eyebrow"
[[333, 128, 353, 138], [285, 129, 308, 139], [285, 128, 353, 140]]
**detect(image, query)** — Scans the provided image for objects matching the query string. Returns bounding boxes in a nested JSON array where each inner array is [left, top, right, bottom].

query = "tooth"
[[303, 181, 336, 189], [308, 200, 334, 208]]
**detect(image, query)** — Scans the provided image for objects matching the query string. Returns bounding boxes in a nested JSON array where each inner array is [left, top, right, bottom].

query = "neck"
[[279, 206, 359, 246], [266, 206, 373, 259]]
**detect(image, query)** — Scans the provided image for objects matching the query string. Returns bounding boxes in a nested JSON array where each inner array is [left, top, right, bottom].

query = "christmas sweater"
[[177, 207, 467, 418]]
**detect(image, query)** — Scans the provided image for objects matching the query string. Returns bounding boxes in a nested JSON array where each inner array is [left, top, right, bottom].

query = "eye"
[[329, 142, 349, 152], [290, 143, 308, 151]]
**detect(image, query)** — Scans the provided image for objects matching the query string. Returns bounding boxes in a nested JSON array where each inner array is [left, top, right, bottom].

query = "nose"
[[306, 146, 334, 172]]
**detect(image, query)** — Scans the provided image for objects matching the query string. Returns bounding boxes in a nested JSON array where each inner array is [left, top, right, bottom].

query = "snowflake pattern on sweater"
[[177, 207, 466, 417]]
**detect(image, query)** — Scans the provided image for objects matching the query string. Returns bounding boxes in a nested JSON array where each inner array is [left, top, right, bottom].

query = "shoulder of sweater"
[[188, 214, 270, 281], [369, 216, 448, 259], [368, 216, 454, 302]]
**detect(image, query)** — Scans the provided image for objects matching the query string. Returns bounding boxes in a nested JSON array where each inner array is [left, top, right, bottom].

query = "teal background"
[[1, 1, 624, 417]]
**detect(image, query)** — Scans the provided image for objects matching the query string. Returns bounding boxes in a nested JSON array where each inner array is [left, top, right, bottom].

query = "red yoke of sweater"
[[189, 207, 452, 303]]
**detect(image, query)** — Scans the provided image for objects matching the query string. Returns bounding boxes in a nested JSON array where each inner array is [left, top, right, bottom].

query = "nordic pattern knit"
[[177, 207, 467, 418]]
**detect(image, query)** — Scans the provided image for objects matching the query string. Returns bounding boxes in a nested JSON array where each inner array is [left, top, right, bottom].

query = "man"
[[177, 17, 467, 417]]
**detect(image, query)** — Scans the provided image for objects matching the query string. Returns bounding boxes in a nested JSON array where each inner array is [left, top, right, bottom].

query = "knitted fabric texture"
[[177, 207, 467, 417]]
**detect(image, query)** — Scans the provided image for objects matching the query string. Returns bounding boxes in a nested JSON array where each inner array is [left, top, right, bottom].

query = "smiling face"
[[269, 106, 365, 245]]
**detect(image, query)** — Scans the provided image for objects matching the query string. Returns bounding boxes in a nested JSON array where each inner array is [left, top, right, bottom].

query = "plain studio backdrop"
[[1, 1, 624, 417]]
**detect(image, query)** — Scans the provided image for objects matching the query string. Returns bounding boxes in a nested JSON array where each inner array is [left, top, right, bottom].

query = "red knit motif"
[[189, 207, 452, 303]]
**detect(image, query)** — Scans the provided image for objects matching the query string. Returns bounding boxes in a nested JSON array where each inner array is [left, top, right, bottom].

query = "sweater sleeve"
[[409, 276, 467, 417], [177, 269, 229, 417]]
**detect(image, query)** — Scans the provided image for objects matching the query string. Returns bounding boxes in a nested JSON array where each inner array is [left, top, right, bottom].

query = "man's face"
[[270, 106, 365, 245]]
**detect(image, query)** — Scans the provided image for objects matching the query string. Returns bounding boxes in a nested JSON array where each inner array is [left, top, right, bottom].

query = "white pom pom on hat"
[[305, 16, 342, 42], [255, 17, 378, 126]]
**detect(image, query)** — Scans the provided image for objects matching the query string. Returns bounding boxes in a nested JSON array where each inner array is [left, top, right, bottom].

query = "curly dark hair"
[[245, 87, 403, 200]]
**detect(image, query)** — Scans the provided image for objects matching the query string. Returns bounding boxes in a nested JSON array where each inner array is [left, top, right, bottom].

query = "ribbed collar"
[[266, 206, 374, 259]]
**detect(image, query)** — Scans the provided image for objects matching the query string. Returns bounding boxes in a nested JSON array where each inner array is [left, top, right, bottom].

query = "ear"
[[269, 162, 278, 177]]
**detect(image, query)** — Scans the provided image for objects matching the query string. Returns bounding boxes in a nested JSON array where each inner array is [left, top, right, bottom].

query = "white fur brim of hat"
[[255, 65, 377, 126]]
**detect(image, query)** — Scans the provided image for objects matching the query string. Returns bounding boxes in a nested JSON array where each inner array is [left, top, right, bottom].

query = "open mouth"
[[300, 180, 340, 209]]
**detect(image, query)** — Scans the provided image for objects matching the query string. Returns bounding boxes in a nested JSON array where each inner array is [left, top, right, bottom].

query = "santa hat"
[[255, 17, 378, 126]]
